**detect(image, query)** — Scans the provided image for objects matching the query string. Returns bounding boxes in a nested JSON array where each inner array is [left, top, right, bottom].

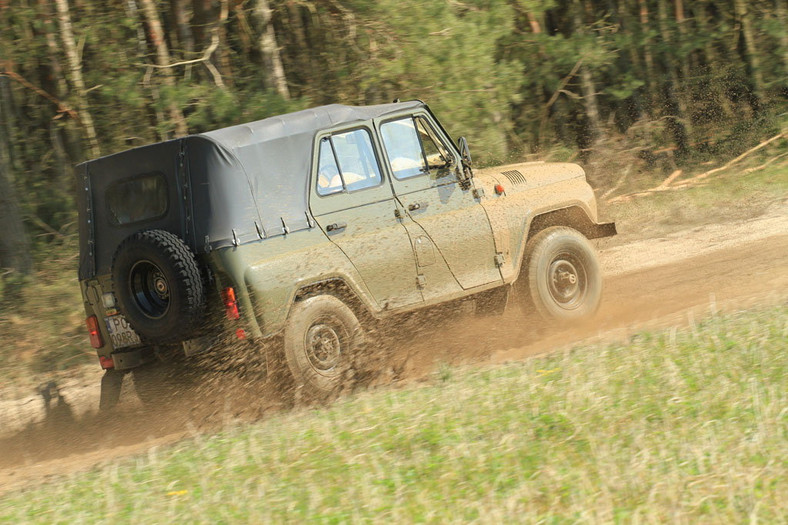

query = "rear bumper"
[[109, 346, 155, 370]]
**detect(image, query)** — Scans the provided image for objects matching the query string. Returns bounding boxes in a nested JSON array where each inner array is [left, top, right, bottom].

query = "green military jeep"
[[76, 100, 615, 407]]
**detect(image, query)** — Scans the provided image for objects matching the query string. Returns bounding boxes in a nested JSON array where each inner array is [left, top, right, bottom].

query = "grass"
[[0, 237, 91, 393], [601, 160, 788, 245], [2, 305, 785, 522]]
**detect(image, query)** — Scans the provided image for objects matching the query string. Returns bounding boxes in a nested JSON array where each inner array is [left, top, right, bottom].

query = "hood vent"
[[501, 169, 526, 185]]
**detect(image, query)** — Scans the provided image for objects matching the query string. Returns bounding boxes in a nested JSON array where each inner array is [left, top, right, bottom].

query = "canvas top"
[[77, 100, 425, 280]]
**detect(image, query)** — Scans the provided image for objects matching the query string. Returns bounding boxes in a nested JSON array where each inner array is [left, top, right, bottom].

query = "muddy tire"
[[112, 230, 205, 344], [523, 226, 602, 322], [283, 295, 363, 398]]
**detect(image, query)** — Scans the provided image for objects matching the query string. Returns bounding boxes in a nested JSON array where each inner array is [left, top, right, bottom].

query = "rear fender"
[[211, 230, 377, 339]]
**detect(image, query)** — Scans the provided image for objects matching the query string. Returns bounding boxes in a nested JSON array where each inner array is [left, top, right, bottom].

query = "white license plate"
[[105, 315, 142, 349]]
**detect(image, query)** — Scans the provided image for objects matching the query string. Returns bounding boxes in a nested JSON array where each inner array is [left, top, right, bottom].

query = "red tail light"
[[222, 287, 240, 320], [98, 355, 115, 369], [86, 315, 104, 349]]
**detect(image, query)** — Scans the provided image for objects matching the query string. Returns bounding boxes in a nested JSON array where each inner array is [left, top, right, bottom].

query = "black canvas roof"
[[196, 100, 423, 240], [77, 101, 423, 279]]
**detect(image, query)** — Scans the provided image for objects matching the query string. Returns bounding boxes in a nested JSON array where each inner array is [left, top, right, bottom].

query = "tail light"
[[98, 355, 115, 369], [221, 287, 240, 320], [86, 315, 104, 348]]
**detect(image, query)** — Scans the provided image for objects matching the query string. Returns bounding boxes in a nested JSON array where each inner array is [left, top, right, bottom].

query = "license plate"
[[105, 315, 142, 349]]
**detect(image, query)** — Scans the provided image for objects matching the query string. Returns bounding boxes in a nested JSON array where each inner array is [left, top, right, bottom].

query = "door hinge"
[[494, 253, 505, 267], [416, 274, 427, 289]]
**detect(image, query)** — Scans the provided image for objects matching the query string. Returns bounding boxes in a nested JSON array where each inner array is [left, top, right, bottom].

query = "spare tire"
[[112, 230, 205, 343]]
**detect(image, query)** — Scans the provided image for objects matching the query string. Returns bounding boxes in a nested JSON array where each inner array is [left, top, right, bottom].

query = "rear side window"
[[106, 172, 168, 226]]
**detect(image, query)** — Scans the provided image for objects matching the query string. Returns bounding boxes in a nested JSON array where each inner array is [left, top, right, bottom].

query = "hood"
[[473, 161, 586, 193]]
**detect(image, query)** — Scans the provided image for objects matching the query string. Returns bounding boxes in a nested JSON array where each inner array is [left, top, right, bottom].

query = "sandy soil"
[[1, 201, 786, 495]]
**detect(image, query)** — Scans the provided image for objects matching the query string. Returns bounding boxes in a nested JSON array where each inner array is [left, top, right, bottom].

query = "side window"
[[106, 172, 168, 225], [316, 128, 382, 196], [381, 116, 453, 181], [317, 138, 342, 195], [380, 119, 425, 179]]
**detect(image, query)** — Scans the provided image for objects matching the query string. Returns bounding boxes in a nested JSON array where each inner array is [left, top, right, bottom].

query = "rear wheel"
[[283, 295, 363, 398], [523, 226, 602, 322]]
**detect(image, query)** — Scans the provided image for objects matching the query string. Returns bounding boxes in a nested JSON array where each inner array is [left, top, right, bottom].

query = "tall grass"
[[0, 238, 91, 390], [2, 305, 785, 522]]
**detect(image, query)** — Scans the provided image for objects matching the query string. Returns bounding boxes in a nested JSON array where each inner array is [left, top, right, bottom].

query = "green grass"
[[2, 305, 785, 522]]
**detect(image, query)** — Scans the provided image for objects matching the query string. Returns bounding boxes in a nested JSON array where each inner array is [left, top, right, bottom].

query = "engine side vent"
[[501, 170, 526, 185]]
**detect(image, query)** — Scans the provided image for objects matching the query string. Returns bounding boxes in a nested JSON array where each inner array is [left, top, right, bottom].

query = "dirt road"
[[1, 202, 786, 494]]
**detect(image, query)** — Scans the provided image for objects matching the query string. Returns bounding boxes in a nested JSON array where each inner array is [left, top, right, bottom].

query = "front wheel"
[[523, 226, 602, 322], [283, 295, 363, 398]]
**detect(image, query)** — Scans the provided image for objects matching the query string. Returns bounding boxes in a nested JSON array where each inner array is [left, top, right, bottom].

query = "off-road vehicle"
[[76, 100, 615, 407]]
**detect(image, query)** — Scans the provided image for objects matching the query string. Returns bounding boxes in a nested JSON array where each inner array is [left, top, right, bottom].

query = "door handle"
[[326, 221, 347, 232], [408, 202, 427, 211]]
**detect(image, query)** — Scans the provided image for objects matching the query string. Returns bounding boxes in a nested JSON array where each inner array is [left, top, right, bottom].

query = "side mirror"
[[457, 136, 472, 167], [456, 137, 473, 189]]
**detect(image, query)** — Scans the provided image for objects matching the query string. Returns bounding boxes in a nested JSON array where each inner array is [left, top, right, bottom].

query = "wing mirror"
[[457, 136, 473, 189], [457, 136, 472, 167]]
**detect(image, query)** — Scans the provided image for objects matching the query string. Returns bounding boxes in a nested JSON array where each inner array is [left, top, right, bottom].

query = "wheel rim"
[[129, 260, 170, 319], [547, 252, 587, 310], [305, 319, 344, 373]]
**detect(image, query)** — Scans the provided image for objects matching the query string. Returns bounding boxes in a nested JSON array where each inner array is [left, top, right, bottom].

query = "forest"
[[0, 0, 786, 297]]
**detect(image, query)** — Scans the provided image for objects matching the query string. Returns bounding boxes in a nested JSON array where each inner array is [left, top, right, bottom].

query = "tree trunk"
[[573, 0, 602, 147], [286, 1, 313, 99], [0, 76, 33, 286], [216, 0, 235, 88], [53, 0, 101, 159], [638, 0, 655, 116], [252, 0, 290, 99], [192, 0, 213, 50], [38, 0, 69, 98], [139, 0, 189, 137], [526, 11, 542, 34], [171, 0, 195, 79], [673, 0, 691, 80], [692, 2, 735, 120], [734, 0, 765, 114], [736, 0, 765, 111], [777, 0, 788, 96], [657, 0, 690, 158]]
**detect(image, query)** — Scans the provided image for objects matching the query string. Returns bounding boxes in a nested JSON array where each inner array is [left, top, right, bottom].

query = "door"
[[310, 127, 423, 310], [379, 114, 502, 291]]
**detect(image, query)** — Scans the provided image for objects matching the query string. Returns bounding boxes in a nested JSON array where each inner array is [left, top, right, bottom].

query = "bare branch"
[[538, 59, 583, 145], [0, 69, 80, 122], [672, 132, 785, 186], [607, 132, 786, 203]]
